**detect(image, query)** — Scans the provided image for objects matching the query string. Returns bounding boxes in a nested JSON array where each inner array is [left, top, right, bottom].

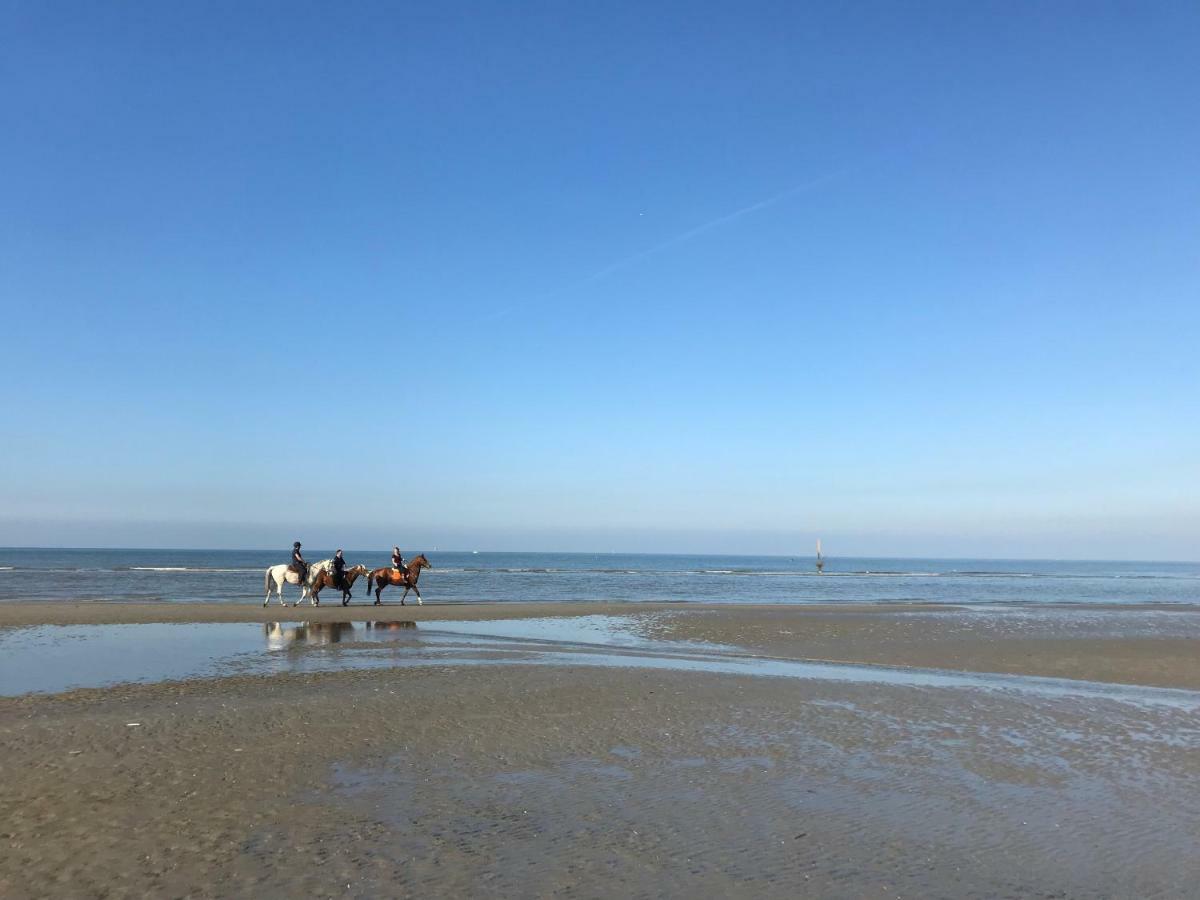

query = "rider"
[[391, 546, 404, 572], [290, 542, 308, 581], [331, 549, 347, 588]]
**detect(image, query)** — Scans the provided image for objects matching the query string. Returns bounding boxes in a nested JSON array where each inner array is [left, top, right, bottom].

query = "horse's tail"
[[366, 571, 375, 593], [264, 567, 272, 594]]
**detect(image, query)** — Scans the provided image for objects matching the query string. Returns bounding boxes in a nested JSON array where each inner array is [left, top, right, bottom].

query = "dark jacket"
[[332, 556, 346, 574]]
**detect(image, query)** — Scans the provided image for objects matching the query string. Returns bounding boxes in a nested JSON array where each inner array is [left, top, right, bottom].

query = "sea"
[[0, 549, 1196, 606]]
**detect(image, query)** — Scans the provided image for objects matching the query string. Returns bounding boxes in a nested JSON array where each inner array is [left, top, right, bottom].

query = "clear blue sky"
[[2, 1, 1197, 558]]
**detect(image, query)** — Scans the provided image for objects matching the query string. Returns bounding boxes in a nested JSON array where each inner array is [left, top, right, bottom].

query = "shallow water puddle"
[[2, 617, 1200, 711]]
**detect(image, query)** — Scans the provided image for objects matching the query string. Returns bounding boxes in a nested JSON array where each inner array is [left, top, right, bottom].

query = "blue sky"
[[2, 1, 1197, 557]]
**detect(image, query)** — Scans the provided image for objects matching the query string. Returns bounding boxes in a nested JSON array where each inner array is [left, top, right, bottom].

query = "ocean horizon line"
[[0, 547, 1197, 566]]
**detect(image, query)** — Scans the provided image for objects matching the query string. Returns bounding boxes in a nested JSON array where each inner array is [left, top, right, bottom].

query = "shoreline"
[[1, 597, 1196, 627], [3, 600, 1198, 691], [0, 599, 956, 626]]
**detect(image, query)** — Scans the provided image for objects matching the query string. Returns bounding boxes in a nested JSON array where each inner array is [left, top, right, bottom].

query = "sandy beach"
[[2, 601, 1198, 898]]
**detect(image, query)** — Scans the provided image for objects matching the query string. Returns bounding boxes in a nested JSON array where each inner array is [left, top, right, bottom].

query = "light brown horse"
[[366, 554, 431, 606], [308, 564, 370, 607]]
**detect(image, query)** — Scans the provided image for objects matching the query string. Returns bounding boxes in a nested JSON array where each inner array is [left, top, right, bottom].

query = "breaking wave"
[[124, 567, 258, 574]]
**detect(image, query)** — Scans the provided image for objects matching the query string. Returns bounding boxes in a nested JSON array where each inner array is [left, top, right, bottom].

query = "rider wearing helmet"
[[290, 542, 308, 580], [391, 546, 404, 572]]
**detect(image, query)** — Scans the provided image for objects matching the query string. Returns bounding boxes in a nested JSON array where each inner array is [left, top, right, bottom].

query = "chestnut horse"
[[366, 554, 432, 605], [308, 564, 370, 607]]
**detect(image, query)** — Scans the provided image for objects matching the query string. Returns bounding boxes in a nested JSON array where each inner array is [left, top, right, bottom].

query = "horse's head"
[[411, 553, 432, 569]]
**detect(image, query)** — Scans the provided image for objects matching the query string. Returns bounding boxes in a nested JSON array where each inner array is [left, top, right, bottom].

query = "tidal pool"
[[2, 616, 1199, 712]]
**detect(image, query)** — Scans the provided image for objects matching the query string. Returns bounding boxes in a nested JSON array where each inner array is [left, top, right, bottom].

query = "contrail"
[[478, 168, 846, 325], [585, 169, 844, 283]]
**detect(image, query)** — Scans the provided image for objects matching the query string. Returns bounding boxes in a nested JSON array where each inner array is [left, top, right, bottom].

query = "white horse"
[[263, 565, 302, 606], [262, 558, 333, 607]]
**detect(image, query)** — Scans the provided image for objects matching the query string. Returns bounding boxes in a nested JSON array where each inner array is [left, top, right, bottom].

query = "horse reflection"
[[365, 620, 417, 631], [264, 621, 357, 649]]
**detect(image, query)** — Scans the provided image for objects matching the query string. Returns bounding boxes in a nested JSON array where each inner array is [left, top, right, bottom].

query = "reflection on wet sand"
[[265, 621, 357, 648], [366, 621, 417, 631], [265, 621, 417, 649]]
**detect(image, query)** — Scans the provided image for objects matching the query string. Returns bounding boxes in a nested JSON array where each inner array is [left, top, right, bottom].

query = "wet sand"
[[641, 604, 1200, 690], [0, 599, 946, 627], [2, 600, 1198, 688], [2, 602, 1199, 897]]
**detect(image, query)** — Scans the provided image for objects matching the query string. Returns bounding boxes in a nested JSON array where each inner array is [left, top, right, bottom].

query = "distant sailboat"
[[816, 539, 824, 574]]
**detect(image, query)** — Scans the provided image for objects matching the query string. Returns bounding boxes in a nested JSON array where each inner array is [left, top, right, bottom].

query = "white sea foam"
[[128, 567, 256, 573]]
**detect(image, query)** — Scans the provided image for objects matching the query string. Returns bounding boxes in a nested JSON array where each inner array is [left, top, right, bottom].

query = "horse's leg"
[[266, 571, 282, 606], [411, 585, 423, 606], [374, 583, 382, 606], [400, 586, 408, 606]]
